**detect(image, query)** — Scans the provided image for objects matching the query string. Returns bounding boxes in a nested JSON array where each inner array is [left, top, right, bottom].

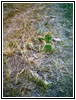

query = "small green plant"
[[44, 21, 48, 26], [44, 43, 53, 53], [25, 42, 33, 50], [44, 33, 52, 43], [38, 33, 54, 53], [43, 33, 54, 53], [25, 42, 30, 48]]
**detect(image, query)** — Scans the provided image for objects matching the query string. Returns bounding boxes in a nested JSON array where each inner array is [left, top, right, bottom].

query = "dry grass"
[[6, 67, 11, 80], [3, 47, 14, 56]]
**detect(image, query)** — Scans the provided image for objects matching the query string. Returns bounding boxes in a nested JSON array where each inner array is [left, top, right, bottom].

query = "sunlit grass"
[[4, 47, 14, 56]]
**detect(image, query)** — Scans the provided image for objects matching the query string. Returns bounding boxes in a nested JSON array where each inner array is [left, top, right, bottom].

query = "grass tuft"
[[6, 68, 11, 80], [33, 76, 48, 89], [3, 58, 7, 65], [4, 48, 14, 56], [8, 40, 17, 48]]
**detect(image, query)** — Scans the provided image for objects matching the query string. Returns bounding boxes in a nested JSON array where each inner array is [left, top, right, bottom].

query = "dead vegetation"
[[3, 3, 73, 97]]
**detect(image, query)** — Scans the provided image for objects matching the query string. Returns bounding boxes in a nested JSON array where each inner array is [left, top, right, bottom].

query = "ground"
[[3, 3, 73, 97]]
